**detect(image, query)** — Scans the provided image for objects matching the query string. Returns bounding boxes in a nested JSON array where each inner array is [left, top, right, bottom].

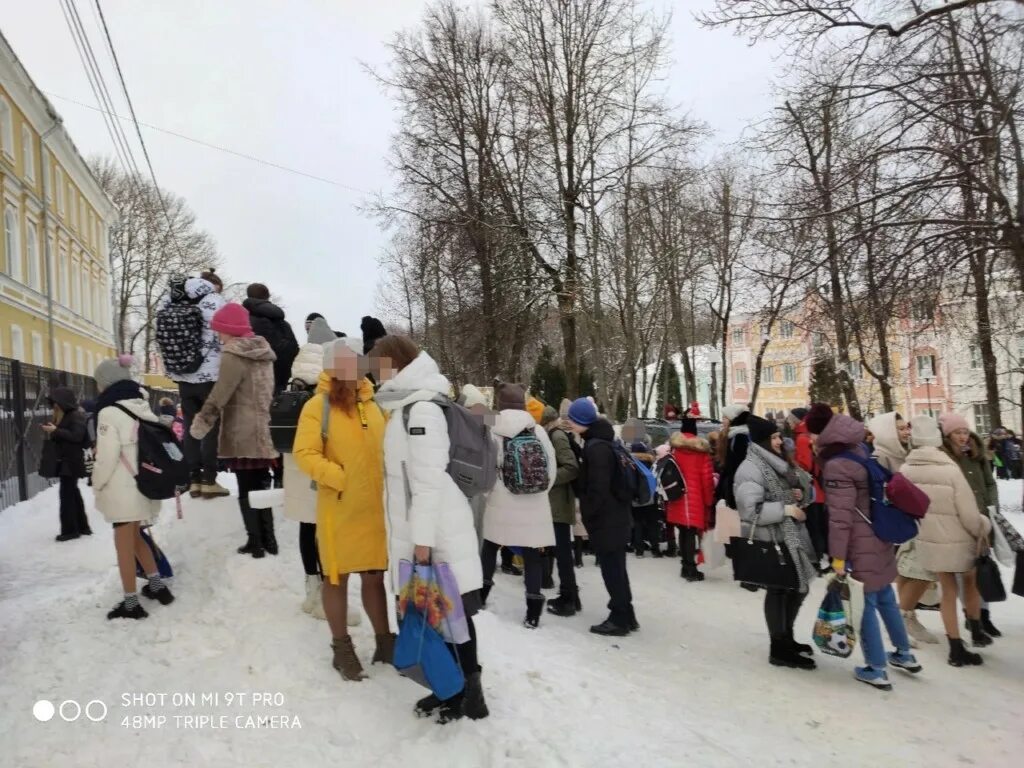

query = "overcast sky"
[[0, 0, 781, 339]]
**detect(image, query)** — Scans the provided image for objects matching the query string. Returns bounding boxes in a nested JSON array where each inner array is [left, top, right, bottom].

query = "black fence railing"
[[0, 356, 179, 512]]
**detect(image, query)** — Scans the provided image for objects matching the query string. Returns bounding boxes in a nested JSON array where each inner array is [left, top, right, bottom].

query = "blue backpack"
[[835, 451, 919, 545]]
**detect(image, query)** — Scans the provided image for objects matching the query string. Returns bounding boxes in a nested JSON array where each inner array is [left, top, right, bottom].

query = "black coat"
[[579, 419, 633, 553], [43, 409, 88, 478], [243, 298, 299, 390]]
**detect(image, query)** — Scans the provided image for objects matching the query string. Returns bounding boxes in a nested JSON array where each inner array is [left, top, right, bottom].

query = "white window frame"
[[22, 125, 34, 180], [55, 167, 65, 214], [4, 205, 20, 281], [11, 325, 25, 361], [973, 404, 992, 436], [59, 246, 69, 304], [763, 366, 775, 384], [0, 96, 13, 158], [732, 329, 745, 347], [916, 354, 935, 381], [784, 363, 798, 383], [25, 219, 40, 290], [780, 321, 795, 340], [734, 367, 747, 385], [71, 259, 81, 312], [63, 342, 72, 372], [31, 332, 43, 365]]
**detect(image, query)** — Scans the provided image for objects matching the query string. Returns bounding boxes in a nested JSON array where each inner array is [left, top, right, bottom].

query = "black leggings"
[[235, 468, 272, 508], [299, 522, 319, 576], [58, 475, 90, 536], [678, 526, 700, 566], [764, 588, 807, 640], [481, 540, 543, 595]]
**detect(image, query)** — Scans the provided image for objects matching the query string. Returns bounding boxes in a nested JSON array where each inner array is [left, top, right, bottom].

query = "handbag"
[[730, 507, 798, 590], [812, 578, 856, 658], [393, 604, 465, 700], [975, 553, 1006, 603]]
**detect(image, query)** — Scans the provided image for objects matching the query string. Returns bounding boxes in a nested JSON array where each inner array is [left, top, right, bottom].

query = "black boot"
[[980, 609, 1002, 638], [414, 693, 442, 718], [547, 590, 581, 617], [967, 618, 993, 648], [948, 637, 983, 667], [107, 600, 148, 620], [524, 593, 546, 629], [461, 667, 489, 720], [769, 638, 816, 670], [259, 508, 278, 556], [237, 504, 264, 558], [436, 692, 465, 725], [480, 580, 493, 607], [589, 617, 630, 636]]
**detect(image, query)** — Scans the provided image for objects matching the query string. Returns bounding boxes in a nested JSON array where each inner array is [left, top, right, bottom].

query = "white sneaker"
[[301, 575, 319, 614], [347, 605, 362, 627], [902, 609, 939, 645]]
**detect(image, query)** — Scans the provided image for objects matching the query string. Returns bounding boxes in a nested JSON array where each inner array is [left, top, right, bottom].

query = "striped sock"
[[147, 573, 166, 592], [124, 593, 140, 610]]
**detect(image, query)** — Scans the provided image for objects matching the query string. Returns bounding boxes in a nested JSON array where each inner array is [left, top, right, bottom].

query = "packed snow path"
[[2, 480, 1023, 768]]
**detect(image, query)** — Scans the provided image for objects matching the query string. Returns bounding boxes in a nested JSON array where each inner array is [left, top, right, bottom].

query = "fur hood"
[[942, 432, 987, 462], [670, 432, 711, 453]]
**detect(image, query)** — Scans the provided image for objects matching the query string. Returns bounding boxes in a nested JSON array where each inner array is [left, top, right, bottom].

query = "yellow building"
[[1, 31, 116, 374]]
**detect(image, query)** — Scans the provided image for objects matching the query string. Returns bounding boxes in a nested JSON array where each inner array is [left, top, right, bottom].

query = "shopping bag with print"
[[397, 560, 469, 644], [812, 579, 855, 658]]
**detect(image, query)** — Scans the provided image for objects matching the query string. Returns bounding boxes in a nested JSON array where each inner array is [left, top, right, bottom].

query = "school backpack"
[[403, 396, 498, 498], [155, 280, 205, 375], [501, 427, 551, 495], [656, 454, 687, 502], [602, 441, 654, 507], [269, 379, 317, 453], [112, 404, 189, 500], [834, 451, 929, 544]]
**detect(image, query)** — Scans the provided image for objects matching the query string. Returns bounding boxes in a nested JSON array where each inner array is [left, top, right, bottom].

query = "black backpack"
[[112, 404, 189, 500], [155, 282, 205, 375], [656, 454, 687, 501], [269, 380, 317, 454]]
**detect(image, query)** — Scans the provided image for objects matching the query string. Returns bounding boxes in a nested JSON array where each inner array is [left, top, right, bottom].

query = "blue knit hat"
[[567, 397, 598, 427]]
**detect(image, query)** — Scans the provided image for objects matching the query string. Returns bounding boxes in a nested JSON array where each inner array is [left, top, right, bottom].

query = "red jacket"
[[666, 433, 716, 531], [794, 422, 825, 504]]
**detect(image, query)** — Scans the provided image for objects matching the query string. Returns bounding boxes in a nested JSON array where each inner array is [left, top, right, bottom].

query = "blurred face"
[[770, 433, 783, 453], [567, 421, 587, 436], [373, 354, 399, 383], [896, 418, 911, 446], [325, 344, 360, 384], [950, 428, 971, 449]]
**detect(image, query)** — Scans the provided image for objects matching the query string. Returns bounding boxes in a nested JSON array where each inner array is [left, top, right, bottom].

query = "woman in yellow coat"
[[294, 339, 390, 682]]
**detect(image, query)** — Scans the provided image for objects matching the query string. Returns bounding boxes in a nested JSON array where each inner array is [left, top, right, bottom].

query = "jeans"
[[553, 522, 578, 596], [481, 540, 543, 595], [179, 381, 219, 483], [598, 547, 634, 627], [58, 475, 90, 536], [861, 584, 911, 669]]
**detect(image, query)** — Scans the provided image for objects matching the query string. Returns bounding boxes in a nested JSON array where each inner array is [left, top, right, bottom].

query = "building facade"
[[1, 31, 117, 373]]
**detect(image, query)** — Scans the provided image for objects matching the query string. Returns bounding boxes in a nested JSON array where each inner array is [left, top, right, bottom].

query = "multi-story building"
[[1, 31, 117, 373]]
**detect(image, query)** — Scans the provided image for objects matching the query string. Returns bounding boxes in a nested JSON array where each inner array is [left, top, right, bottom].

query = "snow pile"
[[0, 480, 1023, 767]]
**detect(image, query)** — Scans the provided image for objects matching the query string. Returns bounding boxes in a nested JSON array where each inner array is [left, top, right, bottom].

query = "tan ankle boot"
[[372, 633, 396, 665], [331, 636, 367, 681]]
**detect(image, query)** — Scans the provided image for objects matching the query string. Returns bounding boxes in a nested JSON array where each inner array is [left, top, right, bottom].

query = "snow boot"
[[947, 637, 983, 667], [302, 575, 320, 614], [436, 693, 465, 725], [901, 609, 939, 645], [787, 637, 814, 658], [589, 617, 630, 637], [967, 618, 993, 648], [854, 666, 892, 691], [372, 633, 396, 665], [259, 509, 278, 555], [462, 667, 489, 720], [769, 638, 816, 670], [573, 539, 584, 568], [331, 636, 367, 681], [628, 607, 640, 633], [523, 594, 546, 629], [980, 609, 1002, 638], [414, 693, 442, 718], [55, 533, 80, 542], [188, 480, 203, 499], [887, 650, 922, 674], [201, 480, 231, 499], [141, 584, 175, 606], [480, 580, 493, 607], [237, 504, 265, 558], [107, 600, 148, 620], [547, 590, 581, 617]]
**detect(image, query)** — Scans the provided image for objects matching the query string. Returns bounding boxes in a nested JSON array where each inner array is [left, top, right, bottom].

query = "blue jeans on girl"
[[861, 584, 912, 668]]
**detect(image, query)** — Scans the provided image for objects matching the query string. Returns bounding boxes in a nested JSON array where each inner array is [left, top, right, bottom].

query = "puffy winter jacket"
[[243, 298, 299, 391], [817, 414, 896, 592], [289, 342, 325, 387], [92, 398, 162, 524], [577, 419, 633, 554], [282, 341, 327, 524], [665, 432, 715, 531], [943, 434, 997, 520], [375, 352, 483, 595], [866, 412, 907, 474], [156, 278, 225, 384], [483, 410, 557, 548], [733, 442, 793, 544], [45, 388, 88, 478], [545, 422, 579, 526]]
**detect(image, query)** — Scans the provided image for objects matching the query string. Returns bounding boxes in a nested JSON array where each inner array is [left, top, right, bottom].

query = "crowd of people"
[[37, 269, 1019, 720]]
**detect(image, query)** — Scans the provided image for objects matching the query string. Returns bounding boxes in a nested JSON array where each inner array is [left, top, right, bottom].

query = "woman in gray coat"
[[734, 416, 818, 670]]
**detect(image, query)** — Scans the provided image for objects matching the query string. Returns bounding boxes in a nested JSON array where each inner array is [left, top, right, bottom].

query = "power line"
[[44, 91, 371, 196]]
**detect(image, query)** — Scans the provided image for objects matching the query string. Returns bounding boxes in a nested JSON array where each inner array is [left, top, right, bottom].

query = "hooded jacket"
[[817, 414, 896, 591], [375, 352, 483, 595], [715, 420, 750, 508], [92, 397, 163, 524], [543, 407, 579, 526], [156, 277, 225, 384], [44, 387, 87, 478], [901, 445, 992, 573], [191, 336, 278, 459], [867, 412, 908, 473], [943, 433, 997, 521], [666, 432, 715, 530], [293, 373, 387, 581], [577, 418, 633, 553], [483, 410, 557, 548], [243, 298, 299, 391]]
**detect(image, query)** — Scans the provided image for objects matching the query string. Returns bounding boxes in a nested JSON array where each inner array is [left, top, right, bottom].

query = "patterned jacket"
[[156, 278, 225, 384]]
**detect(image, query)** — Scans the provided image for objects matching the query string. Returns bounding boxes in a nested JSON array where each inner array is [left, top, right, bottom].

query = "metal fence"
[[0, 356, 180, 512]]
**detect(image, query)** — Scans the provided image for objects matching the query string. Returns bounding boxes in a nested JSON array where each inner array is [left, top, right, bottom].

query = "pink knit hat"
[[939, 412, 970, 436], [211, 302, 254, 337]]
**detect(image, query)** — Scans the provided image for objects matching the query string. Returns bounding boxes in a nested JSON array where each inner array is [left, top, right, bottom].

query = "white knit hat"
[[911, 416, 943, 448], [722, 404, 747, 421]]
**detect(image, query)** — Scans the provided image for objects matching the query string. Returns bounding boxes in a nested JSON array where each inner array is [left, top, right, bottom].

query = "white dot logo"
[[85, 700, 108, 722], [33, 700, 55, 722], [59, 700, 81, 722]]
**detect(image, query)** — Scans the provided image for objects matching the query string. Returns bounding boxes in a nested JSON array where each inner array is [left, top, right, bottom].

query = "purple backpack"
[[502, 427, 550, 495]]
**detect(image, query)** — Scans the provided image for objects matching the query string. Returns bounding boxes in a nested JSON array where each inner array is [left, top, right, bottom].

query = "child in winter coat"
[[666, 421, 715, 581], [91, 356, 174, 619], [630, 442, 661, 558], [41, 386, 92, 541]]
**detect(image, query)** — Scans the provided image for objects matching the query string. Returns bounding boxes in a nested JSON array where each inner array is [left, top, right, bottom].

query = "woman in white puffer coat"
[[283, 317, 359, 626], [371, 335, 489, 724]]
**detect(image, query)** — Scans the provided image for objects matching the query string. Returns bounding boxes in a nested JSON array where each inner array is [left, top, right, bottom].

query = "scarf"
[[747, 444, 817, 593], [96, 379, 146, 412]]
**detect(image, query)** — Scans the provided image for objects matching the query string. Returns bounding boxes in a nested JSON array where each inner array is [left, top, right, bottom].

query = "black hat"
[[361, 316, 387, 354], [747, 415, 778, 446]]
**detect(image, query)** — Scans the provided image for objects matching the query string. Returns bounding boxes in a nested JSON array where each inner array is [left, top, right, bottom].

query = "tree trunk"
[[971, 253, 1003, 428]]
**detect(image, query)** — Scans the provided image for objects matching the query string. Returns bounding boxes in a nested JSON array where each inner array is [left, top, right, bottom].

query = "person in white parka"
[[480, 382, 557, 629], [282, 317, 360, 627], [370, 335, 489, 724], [91, 355, 175, 620]]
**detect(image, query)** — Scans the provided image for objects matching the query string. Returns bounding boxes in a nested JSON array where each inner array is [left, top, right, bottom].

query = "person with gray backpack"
[[479, 383, 557, 629]]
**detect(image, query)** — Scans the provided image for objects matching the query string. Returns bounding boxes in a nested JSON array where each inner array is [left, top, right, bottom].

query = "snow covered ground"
[[1, 480, 1023, 768]]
